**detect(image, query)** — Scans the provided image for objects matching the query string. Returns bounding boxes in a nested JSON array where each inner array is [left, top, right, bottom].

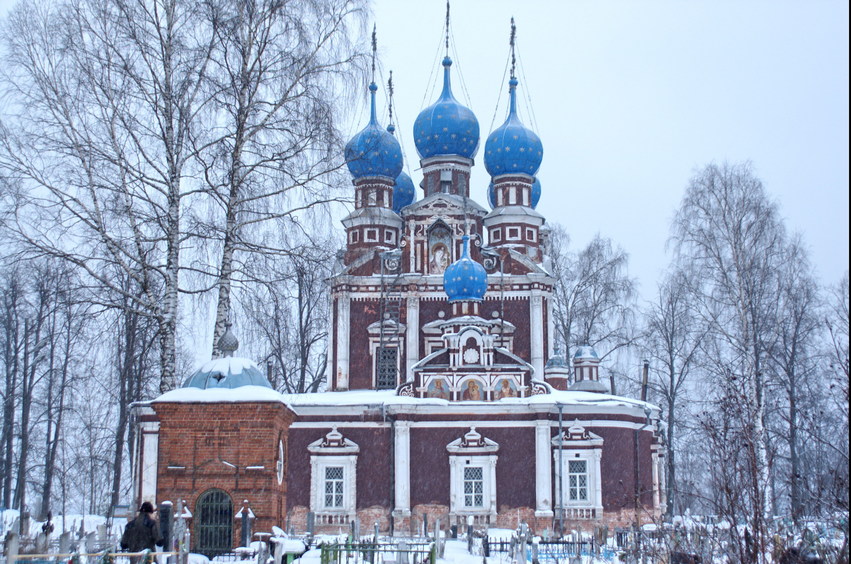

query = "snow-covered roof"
[[151, 385, 659, 418], [181, 357, 272, 390]]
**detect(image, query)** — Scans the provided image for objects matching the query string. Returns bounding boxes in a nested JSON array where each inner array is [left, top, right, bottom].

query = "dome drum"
[[421, 163, 472, 198], [490, 174, 535, 208], [353, 176, 396, 210]]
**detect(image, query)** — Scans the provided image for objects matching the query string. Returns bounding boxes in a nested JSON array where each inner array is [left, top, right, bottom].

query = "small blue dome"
[[392, 170, 415, 213], [531, 176, 541, 208], [574, 345, 599, 361], [484, 78, 543, 177], [345, 83, 403, 180], [545, 353, 569, 369], [182, 357, 272, 390], [414, 57, 480, 160], [443, 235, 487, 302], [487, 182, 496, 210]]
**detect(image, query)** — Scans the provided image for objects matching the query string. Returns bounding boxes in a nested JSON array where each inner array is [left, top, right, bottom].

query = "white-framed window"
[[491, 228, 502, 242], [552, 421, 603, 520], [507, 227, 520, 241], [526, 228, 537, 242], [567, 459, 588, 502], [365, 228, 378, 242], [447, 428, 498, 520], [349, 230, 360, 244], [463, 466, 485, 508], [308, 428, 359, 522], [323, 466, 344, 508], [384, 229, 396, 244]]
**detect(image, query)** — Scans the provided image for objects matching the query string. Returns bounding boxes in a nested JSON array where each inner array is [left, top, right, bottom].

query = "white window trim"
[[384, 229, 396, 244], [308, 429, 359, 520], [506, 227, 521, 241], [491, 228, 502, 242], [447, 428, 498, 518], [365, 228, 378, 242], [552, 422, 604, 520], [526, 228, 537, 242], [349, 230, 360, 244]]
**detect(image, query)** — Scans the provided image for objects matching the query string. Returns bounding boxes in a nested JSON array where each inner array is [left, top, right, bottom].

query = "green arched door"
[[195, 489, 233, 557]]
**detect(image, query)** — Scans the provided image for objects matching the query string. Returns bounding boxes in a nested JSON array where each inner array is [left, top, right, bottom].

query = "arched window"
[[195, 489, 233, 557]]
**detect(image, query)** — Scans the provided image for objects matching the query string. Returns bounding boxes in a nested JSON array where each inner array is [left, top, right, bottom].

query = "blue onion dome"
[[484, 77, 543, 177], [443, 235, 488, 302], [385, 123, 416, 213], [531, 176, 541, 208], [487, 182, 496, 210], [413, 57, 480, 160], [345, 83, 403, 179], [392, 170, 415, 212]]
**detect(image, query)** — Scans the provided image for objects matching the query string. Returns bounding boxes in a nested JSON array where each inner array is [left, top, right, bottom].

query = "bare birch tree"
[[548, 224, 636, 373], [641, 267, 706, 518], [673, 161, 786, 558], [0, 0, 215, 393], [194, 0, 365, 356], [239, 229, 335, 393], [764, 236, 822, 522]]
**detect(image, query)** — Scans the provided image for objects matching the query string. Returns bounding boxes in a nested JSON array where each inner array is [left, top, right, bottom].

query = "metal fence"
[[318, 541, 435, 564]]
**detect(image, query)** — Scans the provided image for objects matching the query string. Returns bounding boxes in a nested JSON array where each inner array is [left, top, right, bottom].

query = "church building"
[[132, 21, 665, 556]]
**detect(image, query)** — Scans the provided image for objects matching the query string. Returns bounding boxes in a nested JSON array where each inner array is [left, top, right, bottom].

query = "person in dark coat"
[[121, 502, 163, 553]]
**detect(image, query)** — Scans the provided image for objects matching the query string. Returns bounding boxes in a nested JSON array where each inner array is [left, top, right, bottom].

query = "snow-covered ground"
[[1, 509, 125, 539]]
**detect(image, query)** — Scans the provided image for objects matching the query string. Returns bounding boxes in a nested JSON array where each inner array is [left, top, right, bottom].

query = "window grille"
[[376, 347, 398, 389], [324, 466, 344, 508], [568, 460, 588, 501], [195, 489, 233, 557], [464, 467, 484, 507]]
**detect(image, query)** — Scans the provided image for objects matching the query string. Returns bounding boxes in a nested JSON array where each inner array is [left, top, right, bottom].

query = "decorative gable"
[[446, 427, 499, 454], [308, 427, 360, 455]]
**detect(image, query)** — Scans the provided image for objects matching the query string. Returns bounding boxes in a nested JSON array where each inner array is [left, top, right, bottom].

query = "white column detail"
[[393, 421, 412, 517], [530, 294, 544, 378], [139, 424, 159, 505], [592, 448, 604, 511], [336, 294, 350, 390], [405, 297, 419, 382], [535, 420, 554, 517], [546, 295, 554, 360]]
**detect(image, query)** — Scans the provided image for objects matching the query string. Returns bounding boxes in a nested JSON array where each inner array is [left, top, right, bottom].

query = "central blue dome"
[[443, 235, 487, 302], [484, 78, 543, 177], [345, 83, 403, 180], [414, 57, 480, 160]]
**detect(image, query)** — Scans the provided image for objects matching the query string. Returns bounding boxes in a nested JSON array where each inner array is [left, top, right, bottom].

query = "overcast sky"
[[367, 0, 849, 296], [0, 0, 847, 301]]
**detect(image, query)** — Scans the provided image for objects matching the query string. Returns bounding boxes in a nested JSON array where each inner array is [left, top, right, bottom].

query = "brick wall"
[[153, 401, 294, 549]]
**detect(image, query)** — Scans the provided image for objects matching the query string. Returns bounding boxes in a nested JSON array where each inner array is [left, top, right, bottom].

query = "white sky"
[[0, 0, 847, 363], [367, 0, 850, 295]]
